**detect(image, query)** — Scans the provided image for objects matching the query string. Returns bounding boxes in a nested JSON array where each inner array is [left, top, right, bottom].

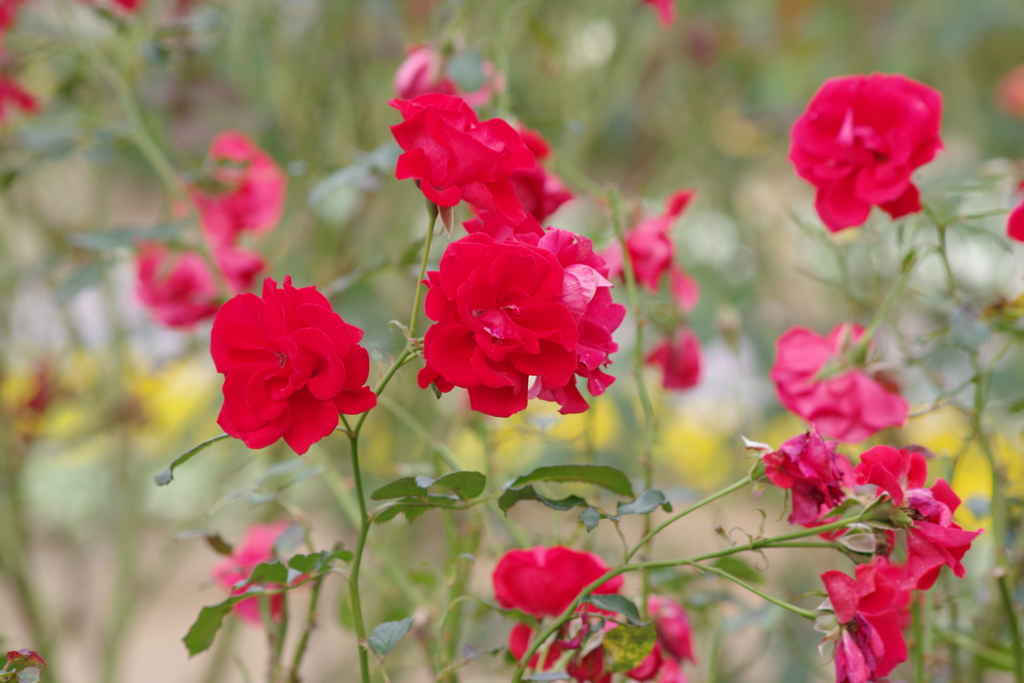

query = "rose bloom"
[[213, 243, 265, 294], [820, 565, 907, 683], [190, 131, 287, 247], [764, 429, 854, 527], [646, 327, 702, 390], [393, 44, 457, 100], [1006, 183, 1024, 242], [493, 546, 622, 618], [417, 234, 580, 417], [603, 189, 695, 291], [789, 73, 943, 232], [770, 323, 908, 443], [854, 446, 982, 590], [211, 522, 289, 623], [996, 65, 1024, 118], [390, 94, 535, 225], [212, 276, 377, 454], [642, 0, 676, 26], [135, 244, 220, 329]]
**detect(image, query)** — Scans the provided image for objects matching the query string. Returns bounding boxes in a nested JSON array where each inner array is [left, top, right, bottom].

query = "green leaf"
[[586, 594, 644, 625], [434, 471, 486, 499], [522, 673, 570, 682], [616, 489, 672, 516], [371, 477, 426, 500], [506, 464, 633, 497], [498, 485, 588, 513], [579, 506, 602, 531], [183, 601, 235, 657], [602, 623, 657, 673], [712, 557, 764, 585], [367, 617, 414, 656], [16, 668, 40, 683], [154, 434, 231, 486], [247, 561, 287, 585]]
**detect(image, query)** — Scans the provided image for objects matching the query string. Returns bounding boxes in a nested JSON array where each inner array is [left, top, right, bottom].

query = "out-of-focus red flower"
[[789, 74, 943, 232], [190, 131, 287, 247], [820, 565, 907, 683], [770, 323, 908, 443], [0, 76, 37, 121], [213, 243, 265, 294], [529, 229, 625, 414], [669, 266, 699, 313], [111, 0, 142, 10], [390, 94, 535, 224], [865, 556, 911, 628], [642, 0, 676, 26], [211, 522, 288, 624], [0, 0, 27, 35], [417, 234, 581, 417], [393, 44, 457, 100], [1006, 183, 1024, 242], [764, 429, 854, 527], [648, 595, 695, 663], [603, 190, 695, 292], [508, 623, 563, 671], [567, 647, 611, 683], [996, 65, 1024, 118], [211, 277, 377, 454], [135, 244, 220, 329], [492, 546, 622, 618], [627, 642, 665, 681], [646, 327, 702, 390], [852, 445, 926, 507]]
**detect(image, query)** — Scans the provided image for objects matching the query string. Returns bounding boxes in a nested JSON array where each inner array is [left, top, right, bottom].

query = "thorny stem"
[[696, 564, 816, 619], [287, 576, 325, 683], [608, 189, 657, 616], [510, 512, 863, 682]]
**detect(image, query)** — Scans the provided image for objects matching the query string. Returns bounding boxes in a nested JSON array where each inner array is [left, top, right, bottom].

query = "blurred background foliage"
[[2, 0, 1024, 682]]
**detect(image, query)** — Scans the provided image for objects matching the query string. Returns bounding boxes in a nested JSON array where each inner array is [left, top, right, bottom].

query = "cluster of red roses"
[[135, 131, 285, 329], [763, 430, 982, 683], [493, 546, 695, 683]]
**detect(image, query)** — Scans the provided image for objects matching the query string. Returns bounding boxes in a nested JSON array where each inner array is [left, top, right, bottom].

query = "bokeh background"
[[2, 0, 1024, 682]]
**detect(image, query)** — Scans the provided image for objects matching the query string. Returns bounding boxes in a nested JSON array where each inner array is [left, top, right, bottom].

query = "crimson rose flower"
[[214, 243, 265, 294], [603, 189, 695, 291], [1007, 183, 1024, 242], [649, 595, 696, 664], [190, 131, 287, 247], [493, 546, 622, 618], [646, 327, 702, 390], [819, 565, 907, 683], [853, 446, 982, 590], [389, 94, 535, 224], [764, 429, 854, 527], [135, 244, 220, 329], [770, 324, 908, 443], [417, 234, 580, 416], [211, 522, 289, 623], [212, 276, 377, 454], [789, 73, 943, 232], [508, 623, 563, 671]]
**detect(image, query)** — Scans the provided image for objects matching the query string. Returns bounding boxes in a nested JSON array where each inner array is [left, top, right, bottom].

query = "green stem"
[[408, 205, 438, 341], [626, 475, 752, 562], [510, 514, 862, 682], [912, 593, 926, 683], [608, 189, 657, 616], [347, 437, 372, 683], [998, 574, 1024, 683], [287, 576, 325, 683], [696, 564, 816, 619]]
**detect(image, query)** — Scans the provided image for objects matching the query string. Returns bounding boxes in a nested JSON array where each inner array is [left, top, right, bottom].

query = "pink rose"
[[646, 327, 702, 390], [603, 190, 695, 291], [211, 522, 289, 623], [0, 76, 37, 121], [764, 430, 854, 527], [996, 65, 1024, 118], [1006, 183, 1024, 242], [135, 244, 220, 329], [212, 276, 377, 454], [642, 0, 676, 26], [393, 44, 457, 100], [770, 324, 908, 442], [789, 73, 943, 232]]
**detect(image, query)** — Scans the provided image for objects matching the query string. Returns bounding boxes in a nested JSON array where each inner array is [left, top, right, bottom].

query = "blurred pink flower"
[[1006, 182, 1024, 242], [211, 522, 289, 624], [135, 244, 220, 329], [213, 244, 264, 294], [603, 190, 695, 291], [0, 76, 37, 121], [393, 44, 457, 100], [643, 0, 676, 26], [646, 327, 701, 390], [190, 131, 287, 247], [996, 65, 1024, 118], [770, 323, 908, 442], [648, 595, 695, 663]]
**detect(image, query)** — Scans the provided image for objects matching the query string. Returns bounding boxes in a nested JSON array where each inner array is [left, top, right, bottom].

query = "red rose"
[[820, 565, 907, 683], [902, 479, 982, 590], [212, 276, 377, 454], [507, 623, 563, 671], [190, 131, 287, 247], [764, 430, 854, 527], [135, 244, 220, 329], [770, 324, 908, 443], [567, 647, 611, 683], [0, 76, 37, 121], [852, 445, 926, 507], [211, 522, 289, 624], [492, 546, 622, 618], [789, 73, 943, 232], [648, 595, 696, 664], [417, 234, 581, 417], [1006, 183, 1024, 242], [603, 190, 695, 292], [646, 327, 702, 390], [389, 94, 535, 224], [642, 0, 676, 26]]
